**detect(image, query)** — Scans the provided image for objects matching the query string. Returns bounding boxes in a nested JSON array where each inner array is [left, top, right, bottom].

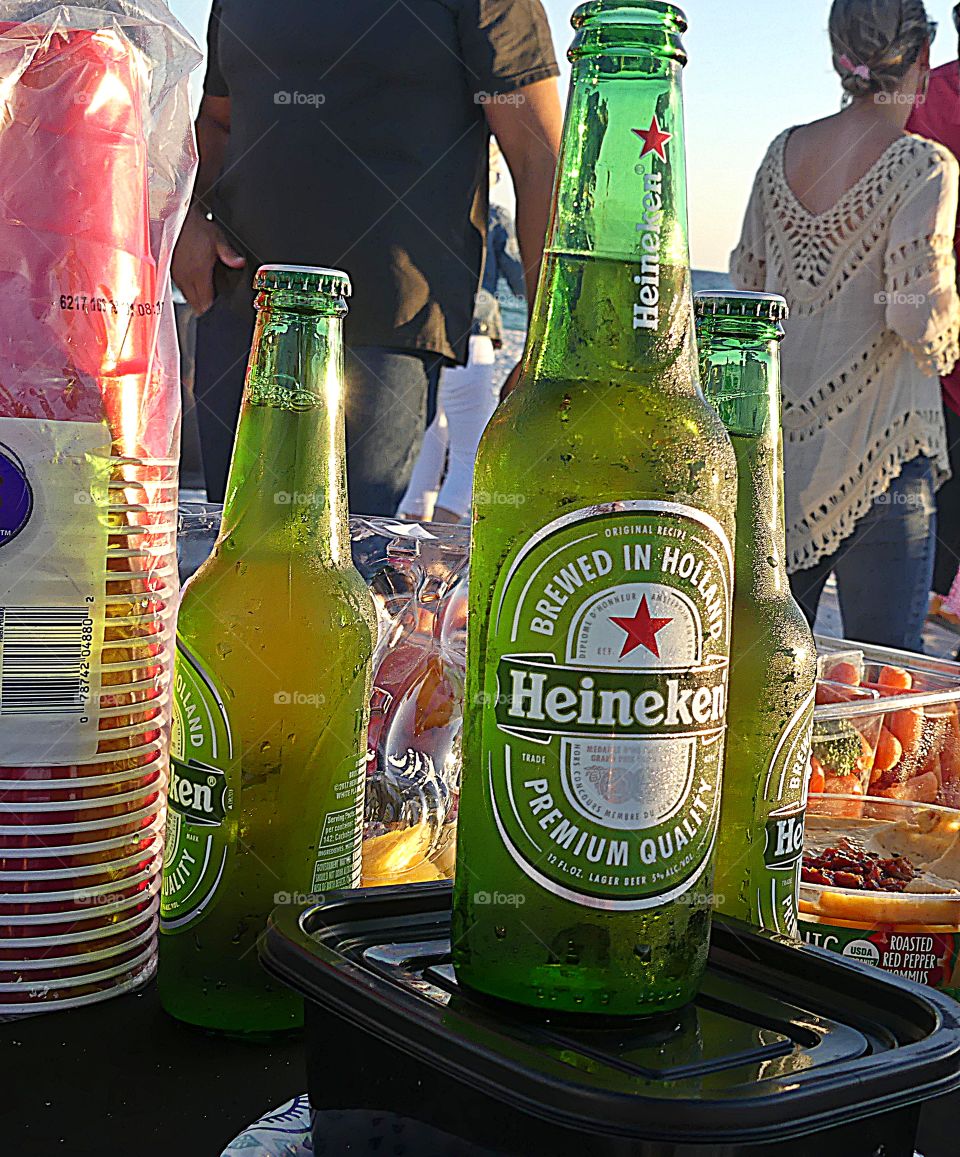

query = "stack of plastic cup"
[[0, 23, 178, 1011]]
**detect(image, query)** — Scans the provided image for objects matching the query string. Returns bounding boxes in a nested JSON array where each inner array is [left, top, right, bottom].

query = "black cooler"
[[260, 882, 960, 1156]]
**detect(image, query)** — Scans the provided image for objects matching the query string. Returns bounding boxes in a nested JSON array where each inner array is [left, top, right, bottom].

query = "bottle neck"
[[524, 49, 696, 391], [698, 321, 788, 597], [218, 299, 349, 565]]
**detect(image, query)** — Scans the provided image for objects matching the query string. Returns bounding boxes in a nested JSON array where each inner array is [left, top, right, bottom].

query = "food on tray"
[[799, 800, 960, 993], [811, 655, 960, 811], [802, 805, 960, 919], [802, 838, 916, 892]]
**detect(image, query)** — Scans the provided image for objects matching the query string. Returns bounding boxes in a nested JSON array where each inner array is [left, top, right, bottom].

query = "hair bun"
[[829, 0, 931, 98]]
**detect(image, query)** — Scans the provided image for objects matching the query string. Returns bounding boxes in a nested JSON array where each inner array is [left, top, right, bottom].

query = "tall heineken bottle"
[[451, 1, 737, 1016], [160, 266, 376, 1034], [695, 291, 816, 938]]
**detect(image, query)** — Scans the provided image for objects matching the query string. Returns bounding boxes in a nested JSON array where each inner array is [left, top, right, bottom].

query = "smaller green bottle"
[[159, 265, 377, 1034], [695, 291, 816, 939]]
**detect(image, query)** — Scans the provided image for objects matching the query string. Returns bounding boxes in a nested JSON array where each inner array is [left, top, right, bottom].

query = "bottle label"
[[799, 922, 960, 998], [755, 690, 815, 937], [0, 417, 112, 764], [481, 502, 732, 910], [161, 641, 235, 933], [310, 752, 366, 893]]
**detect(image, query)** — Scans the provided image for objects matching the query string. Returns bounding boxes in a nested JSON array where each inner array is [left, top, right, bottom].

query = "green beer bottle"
[[160, 265, 376, 1034], [451, 1, 737, 1016], [695, 291, 817, 938]]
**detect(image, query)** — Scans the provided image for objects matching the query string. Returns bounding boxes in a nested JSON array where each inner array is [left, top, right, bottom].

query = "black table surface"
[[0, 979, 957, 1157], [0, 981, 304, 1156]]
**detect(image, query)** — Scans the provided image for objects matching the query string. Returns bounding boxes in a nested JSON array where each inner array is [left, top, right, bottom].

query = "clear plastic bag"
[[178, 510, 470, 886], [0, 3, 200, 771]]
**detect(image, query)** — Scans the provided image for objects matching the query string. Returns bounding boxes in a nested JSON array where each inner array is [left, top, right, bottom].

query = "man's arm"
[[193, 95, 232, 210], [484, 78, 563, 313], [172, 96, 246, 315]]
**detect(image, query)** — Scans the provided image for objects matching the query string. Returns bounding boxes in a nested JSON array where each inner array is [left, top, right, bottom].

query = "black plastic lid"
[[261, 883, 960, 1146]]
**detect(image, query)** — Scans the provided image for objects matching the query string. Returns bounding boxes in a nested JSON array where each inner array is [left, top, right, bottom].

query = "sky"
[[166, 0, 960, 272]]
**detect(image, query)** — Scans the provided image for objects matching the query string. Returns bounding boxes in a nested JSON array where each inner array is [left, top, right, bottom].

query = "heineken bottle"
[[451, 1, 737, 1016], [695, 291, 816, 938], [159, 265, 376, 1034]]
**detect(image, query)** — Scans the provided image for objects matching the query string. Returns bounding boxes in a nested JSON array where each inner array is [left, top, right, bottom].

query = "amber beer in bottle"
[[451, 1, 737, 1015], [159, 266, 376, 1034], [696, 291, 817, 937]]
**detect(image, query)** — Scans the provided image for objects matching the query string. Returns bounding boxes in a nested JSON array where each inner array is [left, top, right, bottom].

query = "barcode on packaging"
[[0, 606, 94, 716]]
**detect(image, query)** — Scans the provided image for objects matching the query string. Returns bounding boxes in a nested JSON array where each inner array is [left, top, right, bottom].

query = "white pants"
[[398, 335, 499, 520]]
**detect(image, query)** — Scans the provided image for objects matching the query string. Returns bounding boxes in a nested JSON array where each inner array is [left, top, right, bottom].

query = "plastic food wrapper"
[[178, 511, 469, 888], [0, 3, 200, 769]]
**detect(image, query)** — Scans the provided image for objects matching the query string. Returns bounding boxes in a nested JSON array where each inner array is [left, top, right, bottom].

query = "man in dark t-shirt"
[[173, 0, 562, 511]]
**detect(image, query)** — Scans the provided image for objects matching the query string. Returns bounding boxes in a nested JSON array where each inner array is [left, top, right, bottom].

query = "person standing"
[[398, 166, 526, 523], [906, 3, 960, 619], [173, 1, 562, 512], [730, 0, 960, 652]]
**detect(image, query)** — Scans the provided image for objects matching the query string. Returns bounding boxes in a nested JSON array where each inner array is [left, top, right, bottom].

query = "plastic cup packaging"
[[0, 913, 157, 969], [0, 771, 166, 811], [0, 789, 163, 835], [1, 743, 166, 784], [0, 814, 164, 866], [0, 903, 159, 955], [0, 798, 163, 849], [0, 836, 163, 886], [0, 856, 160, 915], [0, 939, 156, 991], [0, 752, 165, 792], [94, 695, 167, 731], [0, 948, 157, 1012], [0, 876, 160, 933]]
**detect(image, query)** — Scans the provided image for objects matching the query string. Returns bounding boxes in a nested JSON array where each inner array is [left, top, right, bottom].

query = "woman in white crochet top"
[[731, 0, 960, 652]]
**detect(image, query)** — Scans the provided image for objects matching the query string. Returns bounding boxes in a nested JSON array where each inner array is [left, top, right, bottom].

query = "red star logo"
[[610, 596, 672, 659], [632, 115, 672, 162]]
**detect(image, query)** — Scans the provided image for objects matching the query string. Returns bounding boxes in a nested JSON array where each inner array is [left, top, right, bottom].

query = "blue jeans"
[[194, 298, 442, 514], [789, 455, 937, 652]]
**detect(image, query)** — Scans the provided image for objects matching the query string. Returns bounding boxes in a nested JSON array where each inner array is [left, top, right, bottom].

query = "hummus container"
[[800, 793, 960, 996]]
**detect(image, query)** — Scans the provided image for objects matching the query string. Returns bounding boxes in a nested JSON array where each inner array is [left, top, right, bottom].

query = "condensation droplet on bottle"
[[494, 925, 507, 940], [216, 642, 232, 660], [259, 741, 271, 754], [634, 943, 652, 963], [236, 561, 248, 576]]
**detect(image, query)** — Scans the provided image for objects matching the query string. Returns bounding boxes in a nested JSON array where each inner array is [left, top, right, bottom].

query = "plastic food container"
[[261, 883, 960, 1157], [813, 637, 960, 809], [800, 793, 960, 997]]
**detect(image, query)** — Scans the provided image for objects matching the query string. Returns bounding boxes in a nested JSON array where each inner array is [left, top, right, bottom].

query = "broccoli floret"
[[812, 721, 862, 776]]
